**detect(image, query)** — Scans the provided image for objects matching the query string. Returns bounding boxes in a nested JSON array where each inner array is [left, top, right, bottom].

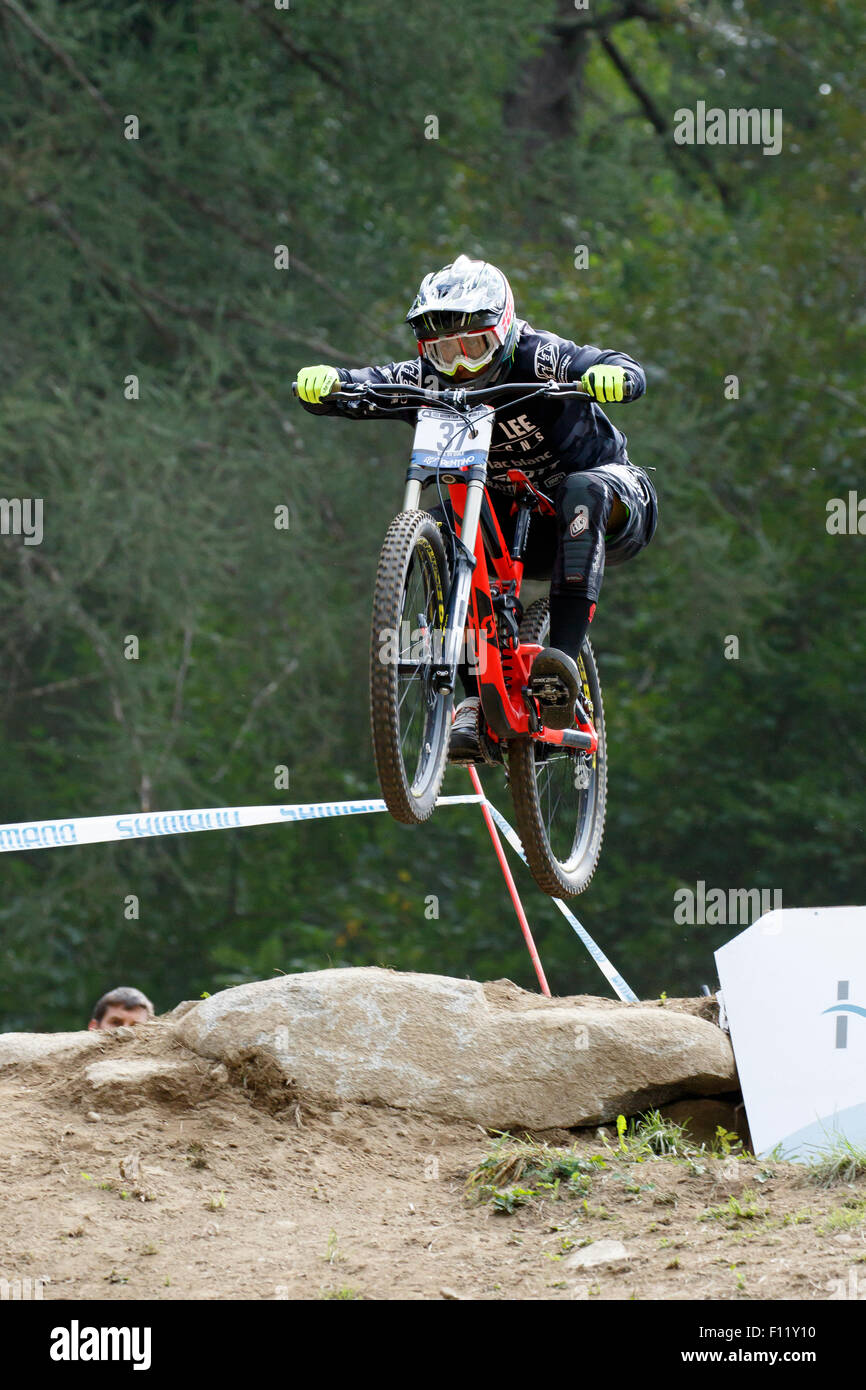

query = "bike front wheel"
[[369, 510, 453, 824], [508, 598, 607, 896]]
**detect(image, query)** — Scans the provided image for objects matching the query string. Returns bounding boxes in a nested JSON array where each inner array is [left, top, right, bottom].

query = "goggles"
[[417, 327, 501, 376]]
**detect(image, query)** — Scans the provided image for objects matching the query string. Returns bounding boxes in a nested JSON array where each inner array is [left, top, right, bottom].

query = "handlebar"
[[291, 379, 591, 405]]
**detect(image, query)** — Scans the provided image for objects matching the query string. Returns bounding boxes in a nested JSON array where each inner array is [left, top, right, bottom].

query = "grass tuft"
[[466, 1133, 597, 1211], [804, 1133, 866, 1188]]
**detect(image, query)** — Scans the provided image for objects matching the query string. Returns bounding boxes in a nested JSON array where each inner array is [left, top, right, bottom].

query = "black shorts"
[[585, 461, 658, 568], [436, 462, 657, 581]]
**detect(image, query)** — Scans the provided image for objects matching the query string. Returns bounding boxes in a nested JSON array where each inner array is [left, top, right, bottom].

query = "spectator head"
[[88, 986, 155, 1031]]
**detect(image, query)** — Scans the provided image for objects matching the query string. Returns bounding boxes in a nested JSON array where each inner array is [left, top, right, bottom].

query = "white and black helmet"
[[406, 255, 517, 379]]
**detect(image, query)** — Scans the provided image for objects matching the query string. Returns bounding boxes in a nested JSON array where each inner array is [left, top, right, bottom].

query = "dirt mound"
[[0, 1009, 862, 1300]]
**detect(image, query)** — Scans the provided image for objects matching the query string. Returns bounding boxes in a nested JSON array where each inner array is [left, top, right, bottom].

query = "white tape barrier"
[[0, 794, 485, 853], [482, 801, 639, 1004], [0, 789, 636, 1002]]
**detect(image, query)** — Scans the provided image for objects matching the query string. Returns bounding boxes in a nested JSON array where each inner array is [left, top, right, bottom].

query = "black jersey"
[[302, 320, 646, 495]]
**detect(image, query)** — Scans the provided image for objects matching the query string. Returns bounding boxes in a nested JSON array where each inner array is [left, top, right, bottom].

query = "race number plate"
[[410, 406, 494, 472]]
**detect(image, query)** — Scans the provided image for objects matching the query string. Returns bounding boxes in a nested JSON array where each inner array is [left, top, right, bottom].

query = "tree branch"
[[0, 1, 385, 339], [0, 158, 356, 361], [556, 0, 661, 31], [599, 32, 733, 207], [151, 622, 196, 784], [24, 549, 153, 810], [228, 0, 360, 103], [23, 673, 102, 699], [210, 659, 299, 784], [0, 0, 113, 115]]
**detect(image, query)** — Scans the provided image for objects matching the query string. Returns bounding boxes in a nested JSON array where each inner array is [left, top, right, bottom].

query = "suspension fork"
[[402, 478, 423, 511], [431, 476, 486, 694]]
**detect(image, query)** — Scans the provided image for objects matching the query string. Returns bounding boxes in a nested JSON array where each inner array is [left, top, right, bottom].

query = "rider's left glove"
[[297, 365, 341, 403], [580, 365, 629, 403]]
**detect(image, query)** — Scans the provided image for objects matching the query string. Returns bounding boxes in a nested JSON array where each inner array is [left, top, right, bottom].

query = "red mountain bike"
[[308, 377, 606, 897]]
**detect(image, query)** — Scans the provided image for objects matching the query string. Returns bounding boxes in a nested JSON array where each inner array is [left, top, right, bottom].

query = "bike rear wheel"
[[508, 598, 607, 896], [370, 510, 452, 824]]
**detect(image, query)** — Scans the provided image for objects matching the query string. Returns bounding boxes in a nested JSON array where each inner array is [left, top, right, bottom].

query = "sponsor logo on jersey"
[[534, 340, 559, 381], [556, 351, 578, 384], [394, 359, 423, 386], [569, 504, 589, 538]]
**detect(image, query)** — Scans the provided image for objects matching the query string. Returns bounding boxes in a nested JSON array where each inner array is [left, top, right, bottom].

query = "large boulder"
[[175, 968, 736, 1129]]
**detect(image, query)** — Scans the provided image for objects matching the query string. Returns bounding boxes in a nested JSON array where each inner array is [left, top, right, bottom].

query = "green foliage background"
[[0, 0, 863, 1028]]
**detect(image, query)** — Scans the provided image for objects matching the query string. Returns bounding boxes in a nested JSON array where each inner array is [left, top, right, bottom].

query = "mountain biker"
[[297, 254, 657, 761]]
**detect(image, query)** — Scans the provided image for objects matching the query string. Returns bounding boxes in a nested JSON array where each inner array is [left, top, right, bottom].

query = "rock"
[[565, 1239, 630, 1269], [483, 979, 718, 1024], [159, 1000, 199, 1022], [175, 967, 736, 1130], [0, 1031, 104, 1068], [84, 1057, 201, 1094], [85, 1057, 195, 1086]]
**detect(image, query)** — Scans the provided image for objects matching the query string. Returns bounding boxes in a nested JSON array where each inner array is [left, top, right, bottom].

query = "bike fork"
[[434, 477, 485, 694]]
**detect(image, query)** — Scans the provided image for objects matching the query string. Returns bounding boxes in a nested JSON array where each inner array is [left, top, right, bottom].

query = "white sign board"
[[715, 905, 866, 1160]]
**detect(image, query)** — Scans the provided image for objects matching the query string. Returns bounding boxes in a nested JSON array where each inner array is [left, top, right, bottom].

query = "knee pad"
[[553, 473, 614, 599]]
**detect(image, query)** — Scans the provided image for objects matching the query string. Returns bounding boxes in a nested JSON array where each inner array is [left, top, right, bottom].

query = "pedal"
[[530, 675, 574, 726], [448, 700, 502, 766], [448, 742, 501, 768], [528, 668, 578, 732], [530, 674, 571, 705]]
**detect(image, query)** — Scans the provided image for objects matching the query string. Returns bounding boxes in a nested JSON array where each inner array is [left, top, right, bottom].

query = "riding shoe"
[[448, 697, 484, 763], [529, 647, 581, 730]]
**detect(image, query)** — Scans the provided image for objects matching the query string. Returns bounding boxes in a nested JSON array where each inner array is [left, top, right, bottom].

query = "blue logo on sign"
[[823, 981, 864, 1049]]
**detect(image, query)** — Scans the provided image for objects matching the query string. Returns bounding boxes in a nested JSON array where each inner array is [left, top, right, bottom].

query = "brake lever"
[[290, 381, 365, 399], [543, 381, 591, 397]]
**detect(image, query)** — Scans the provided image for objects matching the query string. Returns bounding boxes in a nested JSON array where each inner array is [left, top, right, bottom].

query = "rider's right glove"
[[297, 365, 341, 403]]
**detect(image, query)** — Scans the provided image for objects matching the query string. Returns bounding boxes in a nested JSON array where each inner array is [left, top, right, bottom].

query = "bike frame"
[[294, 375, 600, 756], [398, 394, 598, 757], [423, 474, 596, 755]]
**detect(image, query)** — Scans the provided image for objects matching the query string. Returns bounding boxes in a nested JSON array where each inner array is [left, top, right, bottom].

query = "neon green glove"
[[581, 364, 629, 403], [297, 364, 341, 403]]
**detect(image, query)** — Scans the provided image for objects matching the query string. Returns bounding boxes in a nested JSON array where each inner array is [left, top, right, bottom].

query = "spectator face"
[[88, 1004, 151, 1031]]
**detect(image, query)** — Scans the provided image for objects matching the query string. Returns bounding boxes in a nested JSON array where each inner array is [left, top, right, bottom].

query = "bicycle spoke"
[[535, 743, 582, 866], [397, 670, 425, 709]]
